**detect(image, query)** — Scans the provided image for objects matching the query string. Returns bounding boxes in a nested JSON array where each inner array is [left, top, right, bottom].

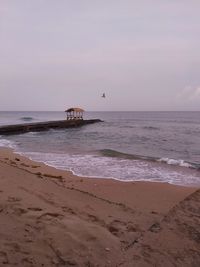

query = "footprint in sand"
[[10, 160, 17, 165], [4, 242, 21, 252], [148, 222, 161, 233], [37, 212, 64, 221], [0, 203, 27, 216], [13, 207, 28, 216], [20, 163, 30, 167], [62, 206, 76, 215], [31, 165, 40, 168], [28, 207, 43, 212], [107, 219, 138, 236], [0, 251, 9, 265], [107, 224, 119, 235], [87, 214, 103, 224], [126, 223, 138, 232], [7, 196, 22, 202], [151, 210, 158, 215]]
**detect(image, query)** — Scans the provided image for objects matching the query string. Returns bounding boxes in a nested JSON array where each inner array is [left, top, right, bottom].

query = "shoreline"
[[0, 147, 199, 266], [4, 142, 200, 187], [0, 147, 197, 211]]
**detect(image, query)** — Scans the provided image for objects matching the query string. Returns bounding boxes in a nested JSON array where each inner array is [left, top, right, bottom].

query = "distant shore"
[[0, 147, 199, 266]]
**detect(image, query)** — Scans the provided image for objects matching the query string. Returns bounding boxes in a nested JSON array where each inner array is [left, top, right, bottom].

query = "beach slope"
[[0, 148, 199, 266]]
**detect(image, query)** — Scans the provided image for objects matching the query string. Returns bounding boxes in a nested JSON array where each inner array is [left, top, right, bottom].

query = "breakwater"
[[0, 119, 102, 135]]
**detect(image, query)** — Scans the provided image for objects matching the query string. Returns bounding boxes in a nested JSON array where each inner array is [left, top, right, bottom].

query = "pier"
[[0, 119, 102, 135]]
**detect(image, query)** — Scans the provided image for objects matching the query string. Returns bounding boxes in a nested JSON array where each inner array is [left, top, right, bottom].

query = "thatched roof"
[[65, 107, 84, 113]]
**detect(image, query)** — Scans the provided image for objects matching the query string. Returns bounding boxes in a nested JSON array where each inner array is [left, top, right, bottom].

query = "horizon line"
[[0, 110, 199, 112]]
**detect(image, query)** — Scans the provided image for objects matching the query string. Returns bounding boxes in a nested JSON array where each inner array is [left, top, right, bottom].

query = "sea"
[[0, 111, 199, 187]]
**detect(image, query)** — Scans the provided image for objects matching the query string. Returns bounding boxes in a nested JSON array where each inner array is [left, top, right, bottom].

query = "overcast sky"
[[0, 0, 200, 111]]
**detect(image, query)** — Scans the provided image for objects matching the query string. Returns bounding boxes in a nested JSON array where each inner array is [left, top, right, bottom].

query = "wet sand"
[[0, 147, 199, 266]]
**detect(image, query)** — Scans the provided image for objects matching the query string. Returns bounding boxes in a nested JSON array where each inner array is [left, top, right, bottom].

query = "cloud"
[[179, 86, 200, 101]]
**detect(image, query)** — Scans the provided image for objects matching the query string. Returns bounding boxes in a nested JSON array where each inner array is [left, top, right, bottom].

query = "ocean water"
[[0, 111, 199, 186]]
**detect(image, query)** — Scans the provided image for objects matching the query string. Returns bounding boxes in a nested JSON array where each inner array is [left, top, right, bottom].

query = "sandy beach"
[[0, 147, 199, 266]]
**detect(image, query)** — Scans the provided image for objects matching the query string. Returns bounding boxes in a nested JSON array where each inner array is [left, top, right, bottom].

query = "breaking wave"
[[19, 151, 200, 186], [98, 149, 199, 170], [0, 138, 16, 149], [20, 117, 34, 122]]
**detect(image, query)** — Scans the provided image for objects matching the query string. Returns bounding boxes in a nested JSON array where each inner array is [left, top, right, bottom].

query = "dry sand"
[[0, 147, 199, 266]]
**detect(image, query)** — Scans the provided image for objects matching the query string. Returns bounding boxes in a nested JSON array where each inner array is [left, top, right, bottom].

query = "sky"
[[0, 0, 200, 111]]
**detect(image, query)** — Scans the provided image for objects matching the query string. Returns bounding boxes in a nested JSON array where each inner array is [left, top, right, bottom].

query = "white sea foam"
[[158, 157, 193, 168], [21, 152, 200, 186], [0, 138, 16, 149]]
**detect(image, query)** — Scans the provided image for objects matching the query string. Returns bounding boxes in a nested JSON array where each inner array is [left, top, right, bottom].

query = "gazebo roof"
[[65, 107, 84, 113]]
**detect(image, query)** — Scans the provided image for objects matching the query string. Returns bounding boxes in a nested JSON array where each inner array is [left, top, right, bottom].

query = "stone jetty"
[[0, 119, 102, 135]]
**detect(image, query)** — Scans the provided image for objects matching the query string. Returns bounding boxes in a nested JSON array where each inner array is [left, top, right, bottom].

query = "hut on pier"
[[65, 107, 84, 120]]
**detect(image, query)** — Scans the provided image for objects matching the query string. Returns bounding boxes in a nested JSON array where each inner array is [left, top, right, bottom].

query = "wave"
[[21, 150, 200, 186], [20, 117, 34, 121], [0, 138, 16, 149], [158, 158, 189, 167], [143, 126, 160, 130], [98, 149, 200, 170], [99, 149, 156, 161]]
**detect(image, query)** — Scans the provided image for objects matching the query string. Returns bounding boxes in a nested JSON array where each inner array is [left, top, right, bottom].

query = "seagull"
[[102, 93, 106, 98]]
